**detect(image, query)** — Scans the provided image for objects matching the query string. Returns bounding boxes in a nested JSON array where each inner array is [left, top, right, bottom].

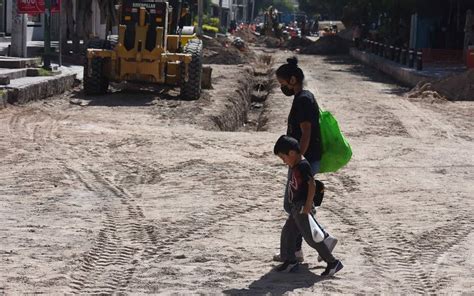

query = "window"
[[28, 14, 41, 24]]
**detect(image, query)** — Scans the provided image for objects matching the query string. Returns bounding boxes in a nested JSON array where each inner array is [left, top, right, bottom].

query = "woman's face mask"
[[278, 77, 295, 96], [280, 85, 295, 96]]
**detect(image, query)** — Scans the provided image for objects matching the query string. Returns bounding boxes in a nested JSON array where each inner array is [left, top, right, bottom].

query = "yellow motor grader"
[[84, 0, 202, 100]]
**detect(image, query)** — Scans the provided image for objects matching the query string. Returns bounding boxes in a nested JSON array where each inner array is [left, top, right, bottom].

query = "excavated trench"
[[210, 55, 276, 132]]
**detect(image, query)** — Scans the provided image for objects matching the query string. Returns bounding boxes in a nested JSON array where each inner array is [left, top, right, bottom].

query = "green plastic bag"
[[319, 109, 352, 173]]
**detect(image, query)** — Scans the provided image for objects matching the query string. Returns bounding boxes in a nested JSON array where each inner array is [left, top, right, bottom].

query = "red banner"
[[17, 0, 61, 14]]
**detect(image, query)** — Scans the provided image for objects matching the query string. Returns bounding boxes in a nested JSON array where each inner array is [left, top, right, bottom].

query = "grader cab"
[[84, 0, 203, 100]]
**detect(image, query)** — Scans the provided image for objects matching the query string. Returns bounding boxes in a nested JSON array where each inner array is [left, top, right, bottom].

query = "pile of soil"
[[255, 36, 282, 48], [284, 36, 314, 50], [407, 83, 448, 103], [202, 36, 255, 65], [301, 35, 350, 55], [337, 28, 353, 41], [234, 28, 257, 43], [409, 70, 474, 101]]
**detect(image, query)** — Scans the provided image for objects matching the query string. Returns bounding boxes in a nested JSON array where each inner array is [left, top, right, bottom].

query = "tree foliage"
[[298, 0, 417, 21], [298, 0, 348, 19], [254, 0, 295, 15], [297, 0, 419, 45]]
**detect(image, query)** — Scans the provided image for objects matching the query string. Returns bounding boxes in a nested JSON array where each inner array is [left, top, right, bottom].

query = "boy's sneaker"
[[274, 261, 299, 273], [273, 250, 304, 262], [321, 260, 343, 277], [317, 235, 338, 262]]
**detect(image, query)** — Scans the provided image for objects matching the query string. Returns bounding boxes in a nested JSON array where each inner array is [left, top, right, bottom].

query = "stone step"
[[0, 56, 42, 68], [0, 68, 28, 81], [1, 72, 76, 105]]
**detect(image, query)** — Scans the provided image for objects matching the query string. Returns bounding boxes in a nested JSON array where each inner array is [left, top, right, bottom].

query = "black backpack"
[[314, 180, 325, 207]]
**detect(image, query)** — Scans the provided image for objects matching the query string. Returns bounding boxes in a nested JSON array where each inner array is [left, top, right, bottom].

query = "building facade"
[[211, 0, 231, 28], [0, 0, 106, 41]]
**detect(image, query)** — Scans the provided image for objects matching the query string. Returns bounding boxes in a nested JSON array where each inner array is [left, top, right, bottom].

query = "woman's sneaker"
[[317, 235, 338, 262], [273, 249, 304, 262], [321, 260, 343, 277], [274, 260, 299, 273]]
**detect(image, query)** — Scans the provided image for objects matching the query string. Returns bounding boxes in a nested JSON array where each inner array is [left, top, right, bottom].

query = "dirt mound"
[[301, 35, 350, 55], [409, 70, 474, 101], [202, 36, 255, 65], [337, 28, 353, 41], [284, 37, 314, 50], [234, 28, 257, 43], [255, 36, 282, 48], [407, 84, 448, 104]]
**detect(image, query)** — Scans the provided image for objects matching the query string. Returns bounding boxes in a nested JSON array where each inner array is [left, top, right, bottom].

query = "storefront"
[[0, 0, 5, 34], [0, 0, 105, 41]]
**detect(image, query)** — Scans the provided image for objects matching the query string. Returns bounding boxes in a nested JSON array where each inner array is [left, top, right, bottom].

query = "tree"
[[298, 0, 349, 19], [255, 0, 295, 15]]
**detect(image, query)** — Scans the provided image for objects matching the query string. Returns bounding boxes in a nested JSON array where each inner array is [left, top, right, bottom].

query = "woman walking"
[[273, 57, 338, 264]]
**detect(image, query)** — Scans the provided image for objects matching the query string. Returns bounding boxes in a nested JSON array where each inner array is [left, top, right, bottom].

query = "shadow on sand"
[[223, 264, 330, 296], [321, 54, 410, 96], [70, 85, 183, 107]]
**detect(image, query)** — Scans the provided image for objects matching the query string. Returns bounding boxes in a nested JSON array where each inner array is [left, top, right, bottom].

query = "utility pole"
[[197, 0, 203, 36], [251, 0, 255, 23], [58, 1, 62, 67], [43, 0, 52, 69], [11, 0, 28, 57], [218, 0, 223, 31]]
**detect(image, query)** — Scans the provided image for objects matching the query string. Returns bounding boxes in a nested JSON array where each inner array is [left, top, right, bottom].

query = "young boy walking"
[[273, 135, 343, 276]]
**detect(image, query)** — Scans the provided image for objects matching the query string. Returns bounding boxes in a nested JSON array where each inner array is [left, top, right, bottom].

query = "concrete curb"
[[0, 69, 28, 81], [0, 90, 8, 109], [349, 48, 433, 87], [0, 57, 42, 68], [6, 73, 76, 105]]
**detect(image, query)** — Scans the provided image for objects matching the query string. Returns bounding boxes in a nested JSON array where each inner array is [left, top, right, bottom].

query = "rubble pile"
[[234, 28, 258, 43], [202, 36, 254, 65], [408, 70, 474, 101], [284, 37, 314, 50], [255, 36, 282, 48], [301, 35, 350, 55]]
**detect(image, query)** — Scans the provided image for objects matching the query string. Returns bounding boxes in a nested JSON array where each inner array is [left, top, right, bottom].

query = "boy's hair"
[[274, 135, 301, 155]]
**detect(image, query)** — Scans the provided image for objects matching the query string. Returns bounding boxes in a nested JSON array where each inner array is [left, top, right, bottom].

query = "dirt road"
[[0, 52, 473, 295]]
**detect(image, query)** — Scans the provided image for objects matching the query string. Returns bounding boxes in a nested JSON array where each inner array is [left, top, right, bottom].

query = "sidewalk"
[[0, 39, 60, 56], [0, 63, 82, 108], [349, 47, 467, 87]]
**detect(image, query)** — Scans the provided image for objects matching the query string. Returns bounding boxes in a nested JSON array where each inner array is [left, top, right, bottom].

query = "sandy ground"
[[0, 50, 473, 295]]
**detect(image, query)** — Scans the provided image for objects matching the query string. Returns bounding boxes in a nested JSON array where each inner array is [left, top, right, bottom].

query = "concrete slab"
[[2, 72, 76, 104], [0, 40, 61, 57], [0, 90, 7, 109], [349, 48, 467, 87], [0, 76, 10, 85], [0, 56, 42, 68], [0, 68, 28, 80]]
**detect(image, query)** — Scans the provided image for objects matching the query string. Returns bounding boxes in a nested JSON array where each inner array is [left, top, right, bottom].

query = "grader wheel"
[[83, 39, 112, 95], [180, 39, 203, 100]]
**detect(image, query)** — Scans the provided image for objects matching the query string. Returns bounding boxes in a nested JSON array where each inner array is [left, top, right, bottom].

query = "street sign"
[[17, 0, 60, 14]]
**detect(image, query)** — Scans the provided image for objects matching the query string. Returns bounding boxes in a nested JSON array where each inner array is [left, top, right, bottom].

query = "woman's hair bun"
[[287, 57, 298, 67]]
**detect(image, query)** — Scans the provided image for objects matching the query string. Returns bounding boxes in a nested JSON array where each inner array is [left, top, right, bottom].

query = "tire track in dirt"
[[117, 160, 271, 263], [411, 213, 474, 292], [5, 108, 143, 294], [325, 184, 431, 293], [5, 107, 273, 293], [66, 156, 272, 292], [63, 166, 148, 294], [396, 99, 456, 140], [326, 172, 472, 294]]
